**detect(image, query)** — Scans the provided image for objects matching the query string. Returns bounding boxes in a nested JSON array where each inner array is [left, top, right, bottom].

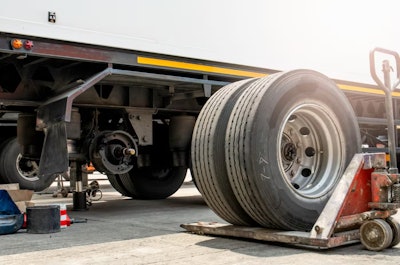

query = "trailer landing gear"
[[70, 161, 88, 211]]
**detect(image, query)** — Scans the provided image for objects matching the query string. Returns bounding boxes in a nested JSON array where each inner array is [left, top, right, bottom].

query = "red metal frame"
[[182, 153, 400, 250]]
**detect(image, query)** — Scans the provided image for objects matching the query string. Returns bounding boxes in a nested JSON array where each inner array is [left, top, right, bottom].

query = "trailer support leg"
[[71, 161, 88, 211]]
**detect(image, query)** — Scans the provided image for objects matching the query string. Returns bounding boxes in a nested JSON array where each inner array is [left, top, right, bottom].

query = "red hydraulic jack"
[[181, 48, 400, 251]]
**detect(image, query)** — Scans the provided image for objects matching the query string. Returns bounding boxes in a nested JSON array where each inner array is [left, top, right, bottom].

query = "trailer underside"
[[0, 33, 398, 215]]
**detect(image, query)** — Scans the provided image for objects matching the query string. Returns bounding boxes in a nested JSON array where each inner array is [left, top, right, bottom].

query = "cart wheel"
[[360, 219, 393, 251], [386, 217, 400, 247]]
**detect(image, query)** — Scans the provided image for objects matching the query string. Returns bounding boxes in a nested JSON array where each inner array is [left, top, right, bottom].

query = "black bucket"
[[26, 205, 61, 234]]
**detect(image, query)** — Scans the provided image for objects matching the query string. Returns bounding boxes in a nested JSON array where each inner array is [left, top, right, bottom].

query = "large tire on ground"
[[191, 79, 257, 226], [107, 174, 132, 197], [225, 70, 360, 230], [120, 166, 187, 199], [108, 121, 187, 199], [108, 166, 187, 199], [0, 138, 10, 184], [0, 139, 8, 184], [0, 137, 56, 191]]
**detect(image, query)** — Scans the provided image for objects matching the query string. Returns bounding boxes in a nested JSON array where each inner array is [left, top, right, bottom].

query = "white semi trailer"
[[0, 0, 399, 229]]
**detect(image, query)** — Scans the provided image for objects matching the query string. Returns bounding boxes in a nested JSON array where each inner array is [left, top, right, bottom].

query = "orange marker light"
[[11, 39, 23, 49]]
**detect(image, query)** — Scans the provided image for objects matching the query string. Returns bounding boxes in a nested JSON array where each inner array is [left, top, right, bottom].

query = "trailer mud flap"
[[35, 68, 112, 179], [38, 121, 68, 177]]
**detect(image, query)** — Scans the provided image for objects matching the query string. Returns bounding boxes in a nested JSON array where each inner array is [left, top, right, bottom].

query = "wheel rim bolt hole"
[[288, 115, 297, 122], [301, 168, 312, 177], [305, 147, 315, 157], [299, 127, 310, 136]]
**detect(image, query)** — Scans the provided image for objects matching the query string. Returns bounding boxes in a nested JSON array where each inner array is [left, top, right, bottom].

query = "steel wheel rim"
[[16, 153, 40, 181], [278, 103, 344, 198]]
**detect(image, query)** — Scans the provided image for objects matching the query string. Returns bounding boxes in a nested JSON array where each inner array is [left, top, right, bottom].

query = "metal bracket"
[[203, 83, 212, 97], [37, 67, 112, 126], [127, 110, 154, 146]]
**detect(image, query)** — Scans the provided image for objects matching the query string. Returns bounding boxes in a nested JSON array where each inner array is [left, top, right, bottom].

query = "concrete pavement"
[[0, 176, 399, 265]]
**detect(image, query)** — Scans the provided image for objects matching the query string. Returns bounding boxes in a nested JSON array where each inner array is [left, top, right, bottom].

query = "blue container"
[[0, 190, 23, 235], [0, 214, 24, 235]]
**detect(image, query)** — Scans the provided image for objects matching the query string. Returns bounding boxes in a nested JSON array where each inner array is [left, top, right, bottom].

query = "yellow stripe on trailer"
[[137, 56, 398, 97], [137, 56, 266, 78], [338, 84, 400, 97]]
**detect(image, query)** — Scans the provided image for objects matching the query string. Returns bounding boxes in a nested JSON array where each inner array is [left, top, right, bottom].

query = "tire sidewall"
[[248, 70, 360, 228], [131, 166, 187, 199], [0, 138, 55, 191]]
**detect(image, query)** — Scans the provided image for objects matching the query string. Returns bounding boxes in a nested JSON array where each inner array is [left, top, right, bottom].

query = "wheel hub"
[[278, 103, 343, 197], [89, 130, 137, 174], [16, 154, 39, 181], [365, 227, 380, 242], [282, 141, 297, 162]]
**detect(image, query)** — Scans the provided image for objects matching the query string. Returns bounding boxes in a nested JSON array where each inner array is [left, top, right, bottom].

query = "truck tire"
[[0, 139, 9, 184], [113, 166, 187, 199], [0, 137, 57, 191], [107, 119, 188, 199], [107, 174, 132, 197], [191, 78, 257, 226], [226, 70, 360, 230]]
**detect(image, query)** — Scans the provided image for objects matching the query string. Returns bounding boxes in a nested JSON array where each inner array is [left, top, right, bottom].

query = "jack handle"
[[370, 47, 400, 173], [369, 47, 400, 93]]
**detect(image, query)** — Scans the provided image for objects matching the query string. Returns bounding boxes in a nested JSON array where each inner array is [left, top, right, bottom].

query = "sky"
[[253, 0, 399, 84]]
